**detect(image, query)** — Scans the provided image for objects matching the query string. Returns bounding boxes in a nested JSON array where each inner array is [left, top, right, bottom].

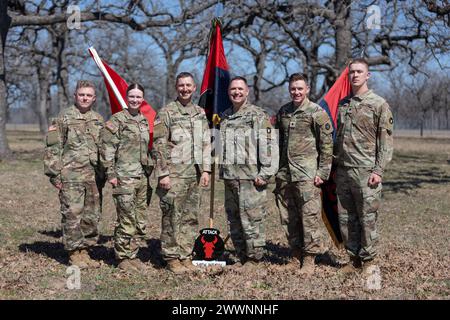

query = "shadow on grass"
[[39, 229, 62, 238], [222, 241, 291, 265], [38, 229, 112, 246], [265, 241, 291, 265], [139, 238, 165, 269], [18, 241, 68, 265], [384, 154, 450, 194]]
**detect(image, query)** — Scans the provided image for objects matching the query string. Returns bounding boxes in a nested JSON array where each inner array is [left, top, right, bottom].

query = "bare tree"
[[1, 0, 218, 159]]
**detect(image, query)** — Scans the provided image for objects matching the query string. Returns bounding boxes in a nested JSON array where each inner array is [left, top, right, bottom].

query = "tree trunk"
[[334, 0, 352, 71], [166, 62, 176, 103], [36, 64, 52, 134], [253, 52, 266, 104], [0, 3, 12, 159], [56, 30, 69, 113]]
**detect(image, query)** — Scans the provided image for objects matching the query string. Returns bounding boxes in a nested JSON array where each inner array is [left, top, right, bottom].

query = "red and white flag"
[[88, 47, 156, 149]]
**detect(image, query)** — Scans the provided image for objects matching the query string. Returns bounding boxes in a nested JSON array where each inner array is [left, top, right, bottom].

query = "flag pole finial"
[[215, 2, 223, 18]]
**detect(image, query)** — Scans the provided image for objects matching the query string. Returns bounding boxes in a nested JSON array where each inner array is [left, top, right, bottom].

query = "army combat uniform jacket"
[[153, 100, 211, 179], [101, 109, 152, 180], [275, 98, 333, 182], [334, 89, 393, 176], [44, 105, 104, 185], [219, 101, 278, 181]]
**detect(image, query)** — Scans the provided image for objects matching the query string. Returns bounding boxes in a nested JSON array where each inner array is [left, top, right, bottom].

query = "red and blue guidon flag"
[[318, 67, 351, 247], [88, 47, 156, 149], [198, 18, 231, 126]]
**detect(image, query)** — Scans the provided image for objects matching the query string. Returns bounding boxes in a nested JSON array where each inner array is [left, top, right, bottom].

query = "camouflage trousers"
[[157, 177, 200, 262], [59, 181, 101, 251], [224, 179, 267, 261], [274, 179, 325, 255], [113, 175, 151, 260], [336, 167, 382, 261]]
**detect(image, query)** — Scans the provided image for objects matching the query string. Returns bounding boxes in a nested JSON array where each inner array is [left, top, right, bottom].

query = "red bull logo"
[[201, 235, 218, 259], [193, 228, 225, 261]]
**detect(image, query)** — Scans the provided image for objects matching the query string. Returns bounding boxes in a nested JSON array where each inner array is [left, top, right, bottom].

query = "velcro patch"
[[105, 121, 118, 133], [322, 121, 333, 134], [46, 130, 59, 146]]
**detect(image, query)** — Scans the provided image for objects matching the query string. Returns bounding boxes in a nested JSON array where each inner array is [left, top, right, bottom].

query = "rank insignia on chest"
[[289, 122, 296, 128]]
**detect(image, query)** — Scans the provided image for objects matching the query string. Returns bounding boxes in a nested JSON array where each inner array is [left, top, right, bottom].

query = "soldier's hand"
[[159, 176, 171, 190], [314, 176, 324, 187], [109, 178, 118, 187], [54, 182, 62, 190], [368, 173, 382, 187], [200, 172, 210, 187], [254, 177, 267, 187]]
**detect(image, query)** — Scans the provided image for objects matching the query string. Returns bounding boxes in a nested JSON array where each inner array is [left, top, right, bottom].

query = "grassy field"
[[0, 129, 449, 300]]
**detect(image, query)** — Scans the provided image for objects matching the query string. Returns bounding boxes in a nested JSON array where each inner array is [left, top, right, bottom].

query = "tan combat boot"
[[69, 250, 89, 269], [79, 249, 101, 268], [129, 258, 147, 271], [362, 259, 378, 274], [180, 259, 197, 272], [299, 254, 316, 275], [339, 256, 362, 274], [167, 259, 189, 274], [118, 259, 139, 272]]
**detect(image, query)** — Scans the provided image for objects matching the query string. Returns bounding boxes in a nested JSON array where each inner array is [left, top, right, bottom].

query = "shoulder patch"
[[105, 121, 118, 133], [315, 111, 331, 126], [154, 115, 162, 126]]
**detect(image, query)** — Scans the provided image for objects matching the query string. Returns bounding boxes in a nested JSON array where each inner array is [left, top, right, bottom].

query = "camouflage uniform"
[[274, 98, 334, 256], [219, 101, 278, 261], [153, 99, 211, 262], [334, 90, 393, 262], [44, 105, 104, 252], [101, 109, 153, 260]]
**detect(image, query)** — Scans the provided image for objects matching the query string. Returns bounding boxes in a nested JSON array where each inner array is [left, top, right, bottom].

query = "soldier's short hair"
[[349, 58, 369, 70], [75, 80, 96, 93], [288, 73, 309, 86], [229, 76, 248, 87], [176, 72, 195, 85], [127, 82, 145, 96]]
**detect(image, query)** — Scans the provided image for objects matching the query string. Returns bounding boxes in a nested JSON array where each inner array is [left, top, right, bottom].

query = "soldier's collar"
[[124, 108, 143, 119], [352, 89, 372, 101], [175, 99, 194, 112], [73, 105, 92, 119], [232, 100, 250, 115], [292, 97, 310, 113]]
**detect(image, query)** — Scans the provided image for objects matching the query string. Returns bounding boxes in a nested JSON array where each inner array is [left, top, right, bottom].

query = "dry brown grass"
[[0, 130, 449, 299]]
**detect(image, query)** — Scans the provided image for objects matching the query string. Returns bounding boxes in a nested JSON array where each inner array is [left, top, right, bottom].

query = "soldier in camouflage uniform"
[[101, 83, 153, 272], [44, 80, 103, 269], [153, 72, 211, 274], [219, 76, 278, 266], [274, 73, 334, 274], [334, 58, 394, 273]]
